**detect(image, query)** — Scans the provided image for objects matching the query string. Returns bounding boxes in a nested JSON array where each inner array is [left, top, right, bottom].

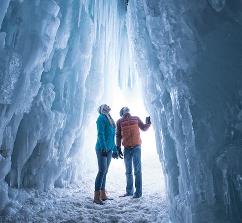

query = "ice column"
[[0, 0, 96, 211], [127, 0, 242, 223]]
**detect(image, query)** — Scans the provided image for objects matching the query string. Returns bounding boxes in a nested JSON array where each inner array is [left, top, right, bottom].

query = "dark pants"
[[124, 145, 142, 196], [95, 150, 112, 191]]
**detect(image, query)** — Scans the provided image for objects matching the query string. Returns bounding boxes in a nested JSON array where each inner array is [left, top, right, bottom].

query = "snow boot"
[[119, 193, 133, 197], [100, 190, 113, 201], [93, 191, 104, 205], [132, 193, 142, 199]]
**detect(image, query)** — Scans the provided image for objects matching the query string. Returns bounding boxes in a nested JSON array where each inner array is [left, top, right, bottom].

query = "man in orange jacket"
[[116, 107, 151, 198]]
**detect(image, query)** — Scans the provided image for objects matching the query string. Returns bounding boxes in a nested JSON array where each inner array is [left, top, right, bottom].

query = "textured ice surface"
[[0, 184, 168, 223], [0, 0, 97, 213], [127, 0, 242, 222]]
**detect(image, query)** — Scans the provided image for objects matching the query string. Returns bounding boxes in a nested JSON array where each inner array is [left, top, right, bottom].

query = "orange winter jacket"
[[116, 113, 150, 148]]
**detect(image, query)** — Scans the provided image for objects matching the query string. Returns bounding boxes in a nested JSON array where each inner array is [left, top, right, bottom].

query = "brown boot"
[[93, 191, 104, 205], [100, 190, 113, 201]]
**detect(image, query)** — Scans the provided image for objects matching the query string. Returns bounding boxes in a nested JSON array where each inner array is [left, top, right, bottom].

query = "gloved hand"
[[117, 147, 124, 159], [101, 149, 108, 157], [146, 116, 151, 124], [112, 152, 118, 159]]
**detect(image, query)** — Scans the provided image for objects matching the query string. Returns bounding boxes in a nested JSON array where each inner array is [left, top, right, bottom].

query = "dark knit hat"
[[120, 107, 130, 117]]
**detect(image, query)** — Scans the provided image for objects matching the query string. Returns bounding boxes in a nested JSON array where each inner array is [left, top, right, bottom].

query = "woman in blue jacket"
[[94, 104, 122, 204]]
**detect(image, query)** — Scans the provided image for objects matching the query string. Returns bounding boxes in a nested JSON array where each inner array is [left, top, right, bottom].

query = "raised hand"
[[145, 116, 151, 124]]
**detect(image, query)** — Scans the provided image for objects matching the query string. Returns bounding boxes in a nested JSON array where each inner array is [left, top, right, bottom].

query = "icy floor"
[[1, 184, 168, 223], [1, 165, 168, 223]]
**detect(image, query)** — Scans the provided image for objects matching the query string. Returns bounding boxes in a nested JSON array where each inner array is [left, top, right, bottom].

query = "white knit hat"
[[98, 104, 110, 114]]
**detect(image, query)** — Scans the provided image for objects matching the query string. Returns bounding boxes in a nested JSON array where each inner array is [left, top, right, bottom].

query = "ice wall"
[[127, 0, 242, 223], [0, 0, 86, 211], [0, 0, 127, 213]]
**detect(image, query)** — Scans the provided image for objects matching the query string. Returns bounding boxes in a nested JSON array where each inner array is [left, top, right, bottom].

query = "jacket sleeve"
[[137, 117, 150, 131], [97, 116, 107, 150], [116, 120, 122, 147]]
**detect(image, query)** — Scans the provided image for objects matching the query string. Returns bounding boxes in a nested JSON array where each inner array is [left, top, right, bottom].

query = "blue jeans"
[[124, 146, 142, 196], [95, 150, 112, 191]]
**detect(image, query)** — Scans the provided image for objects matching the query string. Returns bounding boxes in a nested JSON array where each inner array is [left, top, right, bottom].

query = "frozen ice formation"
[[0, 0, 242, 223], [127, 1, 242, 223]]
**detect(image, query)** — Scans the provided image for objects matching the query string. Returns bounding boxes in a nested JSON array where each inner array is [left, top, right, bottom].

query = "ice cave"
[[0, 0, 242, 222]]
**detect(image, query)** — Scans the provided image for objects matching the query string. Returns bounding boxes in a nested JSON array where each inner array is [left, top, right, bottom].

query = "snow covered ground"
[[0, 184, 168, 223]]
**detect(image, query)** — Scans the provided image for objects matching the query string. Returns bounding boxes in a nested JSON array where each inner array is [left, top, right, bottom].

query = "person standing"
[[94, 104, 119, 205], [116, 107, 151, 198]]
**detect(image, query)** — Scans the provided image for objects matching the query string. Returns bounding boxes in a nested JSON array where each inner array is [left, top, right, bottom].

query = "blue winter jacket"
[[95, 114, 117, 153]]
